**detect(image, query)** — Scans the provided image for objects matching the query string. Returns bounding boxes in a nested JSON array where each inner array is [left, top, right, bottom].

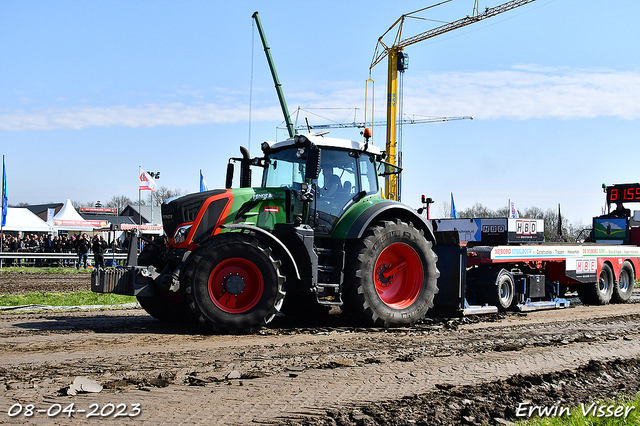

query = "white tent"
[[52, 199, 108, 232], [1, 208, 52, 232]]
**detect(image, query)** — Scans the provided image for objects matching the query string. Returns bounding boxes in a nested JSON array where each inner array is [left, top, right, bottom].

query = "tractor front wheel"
[[137, 290, 192, 323], [136, 244, 192, 323], [344, 220, 439, 327], [184, 233, 286, 334]]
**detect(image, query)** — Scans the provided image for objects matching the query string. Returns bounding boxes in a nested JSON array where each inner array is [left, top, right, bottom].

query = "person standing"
[[91, 235, 107, 269], [76, 233, 90, 269]]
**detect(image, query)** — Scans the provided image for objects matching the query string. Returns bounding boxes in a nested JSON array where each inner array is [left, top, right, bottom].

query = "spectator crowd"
[[0, 233, 127, 268]]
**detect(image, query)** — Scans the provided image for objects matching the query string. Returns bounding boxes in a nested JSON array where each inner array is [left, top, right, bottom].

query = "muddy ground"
[[0, 272, 91, 295], [0, 271, 639, 425]]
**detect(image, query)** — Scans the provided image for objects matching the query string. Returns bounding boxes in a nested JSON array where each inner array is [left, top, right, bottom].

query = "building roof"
[[79, 214, 137, 226], [120, 204, 163, 224], [17, 203, 63, 217]]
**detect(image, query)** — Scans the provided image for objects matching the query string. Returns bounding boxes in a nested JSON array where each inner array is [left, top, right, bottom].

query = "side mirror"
[[225, 163, 234, 189], [305, 147, 321, 180]]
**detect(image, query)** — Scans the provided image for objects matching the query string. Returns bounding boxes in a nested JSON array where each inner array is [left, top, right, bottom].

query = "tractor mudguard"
[[345, 202, 435, 242], [220, 223, 301, 280]]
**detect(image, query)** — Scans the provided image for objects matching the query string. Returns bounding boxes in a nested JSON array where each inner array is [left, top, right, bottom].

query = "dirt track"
[[0, 272, 640, 425]]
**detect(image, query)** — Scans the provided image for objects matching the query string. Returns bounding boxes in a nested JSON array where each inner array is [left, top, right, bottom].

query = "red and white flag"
[[139, 167, 157, 192]]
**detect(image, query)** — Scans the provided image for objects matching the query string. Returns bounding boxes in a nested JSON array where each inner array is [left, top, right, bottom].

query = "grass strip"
[[0, 291, 136, 307], [516, 393, 640, 425], [0, 266, 92, 274]]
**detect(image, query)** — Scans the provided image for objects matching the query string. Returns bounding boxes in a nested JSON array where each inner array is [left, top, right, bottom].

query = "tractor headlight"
[[173, 225, 192, 244]]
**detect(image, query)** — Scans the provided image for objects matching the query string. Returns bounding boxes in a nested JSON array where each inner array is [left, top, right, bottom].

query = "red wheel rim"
[[374, 243, 423, 309], [208, 257, 264, 313]]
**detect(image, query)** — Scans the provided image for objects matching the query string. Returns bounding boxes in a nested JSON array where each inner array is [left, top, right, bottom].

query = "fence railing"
[[0, 251, 129, 268]]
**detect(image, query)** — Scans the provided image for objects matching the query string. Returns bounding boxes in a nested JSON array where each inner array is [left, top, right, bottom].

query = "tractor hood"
[[162, 187, 297, 249]]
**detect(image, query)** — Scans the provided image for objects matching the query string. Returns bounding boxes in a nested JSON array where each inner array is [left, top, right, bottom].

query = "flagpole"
[[1, 155, 5, 259], [138, 166, 142, 230]]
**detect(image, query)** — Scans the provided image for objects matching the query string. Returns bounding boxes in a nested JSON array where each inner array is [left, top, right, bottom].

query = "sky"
[[1, 0, 639, 227]]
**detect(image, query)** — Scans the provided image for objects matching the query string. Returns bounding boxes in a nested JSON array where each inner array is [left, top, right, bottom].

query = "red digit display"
[[607, 184, 640, 203]]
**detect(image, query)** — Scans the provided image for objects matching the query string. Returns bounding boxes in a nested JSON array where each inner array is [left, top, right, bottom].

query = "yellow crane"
[[370, 0, 537, 201]]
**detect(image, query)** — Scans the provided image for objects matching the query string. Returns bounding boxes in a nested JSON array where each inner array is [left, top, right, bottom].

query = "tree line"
[[70, 187, 187, 212], [9, 186, 186, 213]]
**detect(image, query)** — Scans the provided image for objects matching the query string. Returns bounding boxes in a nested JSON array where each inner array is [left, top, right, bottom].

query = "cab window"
[[313, 149, 359, 234], [359, 154, 378, 195]]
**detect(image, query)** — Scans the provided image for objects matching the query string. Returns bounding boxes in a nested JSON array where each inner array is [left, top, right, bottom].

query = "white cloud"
[[2, 67, 639, 131], [0, 103, 283, 131], [404, 67, 640, 120]]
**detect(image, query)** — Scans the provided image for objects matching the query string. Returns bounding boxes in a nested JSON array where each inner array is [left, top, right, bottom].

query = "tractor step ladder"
[[315, 247, 344, 306]]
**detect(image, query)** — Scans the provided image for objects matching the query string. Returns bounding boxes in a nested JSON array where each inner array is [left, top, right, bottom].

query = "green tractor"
[[93, 132, 439, 333]]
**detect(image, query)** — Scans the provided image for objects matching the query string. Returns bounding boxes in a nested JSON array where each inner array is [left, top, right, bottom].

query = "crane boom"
[[252, 12, 296, 138], [371, 0, 537, 201], [295, 115, 472, 131], [371, 0, 537, 69]]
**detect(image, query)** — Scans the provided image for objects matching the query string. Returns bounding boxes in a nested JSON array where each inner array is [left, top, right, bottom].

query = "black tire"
[[577, 263, 614, 305], [484, 269, 515, 311], [183, 233, 286, 334], [279, 291, 331, 325], [138, 244, 164, 269], [137, 290, 193, 323], [136, 244, 193, 323], [612, 261, 635, 303], [344, 219, 439, 327]]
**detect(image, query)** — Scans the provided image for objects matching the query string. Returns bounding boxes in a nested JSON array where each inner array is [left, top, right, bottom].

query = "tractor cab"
[[256, 133, 386, 234]]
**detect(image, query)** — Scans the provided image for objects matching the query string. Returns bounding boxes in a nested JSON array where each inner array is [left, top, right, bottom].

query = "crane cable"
[[248, 18, 255, 154]]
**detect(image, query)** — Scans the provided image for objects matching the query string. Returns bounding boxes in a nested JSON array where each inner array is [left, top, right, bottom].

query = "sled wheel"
[[485, 270, 515, 311], [612, 261, 635, 303], [183, 233, 285, 334], [137, 289, 193, 323], [344, 220, 439, 327], [578, 263, 614, 305]]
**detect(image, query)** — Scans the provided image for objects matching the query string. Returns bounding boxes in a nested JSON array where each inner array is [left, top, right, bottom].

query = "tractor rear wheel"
[[183, 233, 286, 334], [612, 261, 635, 303], [344, 220, 439, 327]]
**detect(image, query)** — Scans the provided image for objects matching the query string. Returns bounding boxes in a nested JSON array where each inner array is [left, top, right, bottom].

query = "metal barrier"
[[0, 252, 129, 268]]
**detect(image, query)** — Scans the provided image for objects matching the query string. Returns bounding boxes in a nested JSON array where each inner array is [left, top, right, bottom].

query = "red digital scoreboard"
[[607, 183, 640, 203]]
